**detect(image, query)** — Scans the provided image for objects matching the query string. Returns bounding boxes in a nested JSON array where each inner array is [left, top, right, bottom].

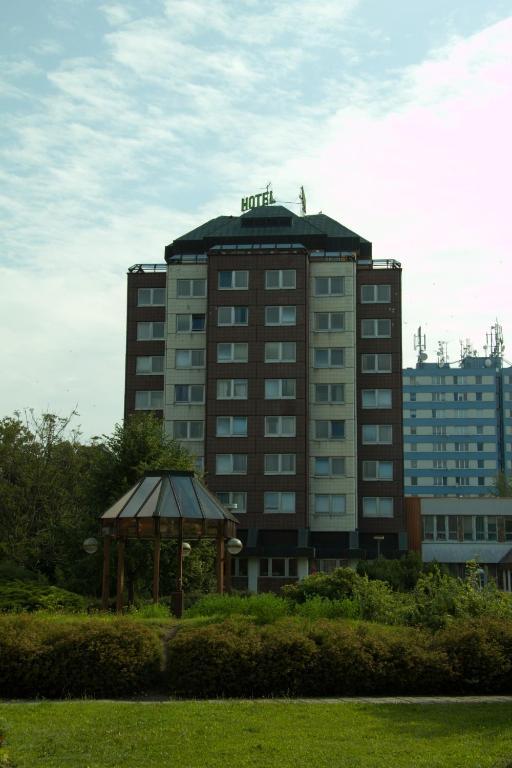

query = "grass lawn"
[[1, 701, 512, 768]]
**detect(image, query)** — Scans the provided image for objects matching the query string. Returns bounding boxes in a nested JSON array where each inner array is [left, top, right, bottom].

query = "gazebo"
[[100, 470, 241, 615]]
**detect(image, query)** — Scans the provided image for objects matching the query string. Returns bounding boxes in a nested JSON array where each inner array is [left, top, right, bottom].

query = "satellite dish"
[[484, 358, 492, 367], [419, 352, 428, 361]]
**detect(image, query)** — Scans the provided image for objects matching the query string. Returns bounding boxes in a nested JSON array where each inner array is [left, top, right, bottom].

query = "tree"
[[493, 472, 512, 497]]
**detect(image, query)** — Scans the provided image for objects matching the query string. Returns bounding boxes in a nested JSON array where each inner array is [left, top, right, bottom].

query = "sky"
[[1, 0, 512, 439]]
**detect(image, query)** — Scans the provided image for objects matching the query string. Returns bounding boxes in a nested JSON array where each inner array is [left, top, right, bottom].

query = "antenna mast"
[[437, 341, 449, 368], [414, 326, 427, 366]]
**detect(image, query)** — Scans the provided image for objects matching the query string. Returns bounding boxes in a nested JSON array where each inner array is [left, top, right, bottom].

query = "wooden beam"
[[153, 523, 161, 603], [101, 536, 111, 611], [116, 539, 125, 614], [216, 527, 225, 595]]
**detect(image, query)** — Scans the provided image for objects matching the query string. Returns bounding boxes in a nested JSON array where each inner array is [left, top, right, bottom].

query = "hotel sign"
[[241, 189, 276, 212]]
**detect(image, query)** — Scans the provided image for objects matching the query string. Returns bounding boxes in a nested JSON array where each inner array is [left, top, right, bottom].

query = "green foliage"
[[295, 596, 360, 621], [492, 471, 512, 497], [129, 602, 172, 619], [0, 615, 162, 698], [281, 567, 358, 603], [185, 592, 289, 624], [0, 580, 86, 613], [356, 552, 425, 591]]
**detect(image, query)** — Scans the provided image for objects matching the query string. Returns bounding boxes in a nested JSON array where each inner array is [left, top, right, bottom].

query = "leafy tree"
[[493, 472, 512, 497]]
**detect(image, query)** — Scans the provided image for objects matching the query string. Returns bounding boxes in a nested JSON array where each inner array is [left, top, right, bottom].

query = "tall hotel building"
[[124, 204, 405, 590]]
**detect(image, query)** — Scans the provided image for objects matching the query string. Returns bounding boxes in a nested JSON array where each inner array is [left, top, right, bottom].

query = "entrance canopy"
[[101, 470, 238, 540]]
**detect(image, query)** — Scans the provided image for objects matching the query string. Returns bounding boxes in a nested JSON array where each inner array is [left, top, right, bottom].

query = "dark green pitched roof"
[[166, 205, 371, 258]]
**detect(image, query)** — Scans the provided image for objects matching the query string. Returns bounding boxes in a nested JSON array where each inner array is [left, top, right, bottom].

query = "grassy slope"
[[1, 701, 512, 768]]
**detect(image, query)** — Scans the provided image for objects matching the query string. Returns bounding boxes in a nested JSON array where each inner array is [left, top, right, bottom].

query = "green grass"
[[1, 701, 512, 768]]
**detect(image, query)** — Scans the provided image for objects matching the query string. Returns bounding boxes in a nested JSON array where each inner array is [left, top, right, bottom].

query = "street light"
[[83, 537, 99, 555], [182, 542, 192, 558], [226, 538, 243, 556]]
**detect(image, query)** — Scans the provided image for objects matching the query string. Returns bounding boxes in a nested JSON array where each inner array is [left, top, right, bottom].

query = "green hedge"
[[0, 580, 86, 613], [0, 615, 162, 698]]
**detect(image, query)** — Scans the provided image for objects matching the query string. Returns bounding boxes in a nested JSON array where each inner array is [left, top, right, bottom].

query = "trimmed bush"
[[0, 580, 86, 613], [0, 615, 162, 698], [185, 593, 289, 625]]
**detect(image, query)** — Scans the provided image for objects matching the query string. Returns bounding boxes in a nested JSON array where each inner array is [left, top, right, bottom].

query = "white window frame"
[[134, 390, 163, 410], [264, 379, 296, 399], [362, 460, 393, 481], [137, 321, 165, 341], [137, 287, 165, 306], [362, 497, 393, 518], [216, 416, 248, 437], [362, 425, 393, 444], [361, 284, 391, 303], [176, 278, 206, 298], [218, 270, 249, 290], [314, 420, 345, 440], [216, 491, 247, 514], [264, 454, 296, 475], [265, 306, 297, 326], [314, 383, 344, 403], [172, 421, 204, 440], [362, 389, 392, 409], [361, 354, 392, 373], [217, 343, 248, 363], [176, 314, 206, 333], [313, 348, 344, 368], [215, 454, 248, 475], [174, 384, 205, 404], [314, 494, 346, 516], [313, 457, 345, 477], [175, 349, 205, 369], [314, 276, 344, 296], [265, 270, 296, 290], [314, 312, 345, 332], [136, 356, 164, 375], [264, 416, 296, 437], [264, 341, 296, 363], [217, 306, 249, 326], [361, 319, 391, 338], [216, 379, 248, 400], [259, 557, 298, 577], [263, 491, 296, 514]]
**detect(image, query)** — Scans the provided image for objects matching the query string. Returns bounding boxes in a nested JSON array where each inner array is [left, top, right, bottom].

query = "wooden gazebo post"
[[101, 535, 111, 610], [116, 539, 125, 613], [216, 523, 225, 594], [153, 519, 161, 603]]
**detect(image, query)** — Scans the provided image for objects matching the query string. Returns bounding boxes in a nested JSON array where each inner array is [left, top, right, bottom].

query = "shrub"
[[0, 580, 86, 613], [356, 552, 424, 591], [295, 596, 360, 621], [0, 615, 162, 698], [253, 620, 317, 696], [282, 568, 358, 604], [185, 593, 288, 625]]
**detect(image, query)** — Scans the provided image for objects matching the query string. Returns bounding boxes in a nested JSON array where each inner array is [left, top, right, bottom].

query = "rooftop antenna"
[[489, 320, 505, 366], [437, 341, 449, 368], [414, 326, 428, 366]]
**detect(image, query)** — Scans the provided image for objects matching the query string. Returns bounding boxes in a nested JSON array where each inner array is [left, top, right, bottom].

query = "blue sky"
[[1, 0, 512, 437]]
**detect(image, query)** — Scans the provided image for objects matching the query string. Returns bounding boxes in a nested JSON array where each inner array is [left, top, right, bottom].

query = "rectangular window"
[[314, 348, 344, 368], [362, 460, 393, 481], [137, 287, 165, 306], [215, 454, 247, 474], [136, 356, 164, 374], [462, 517, 473, 541], [176, 278, 206, 297], [454, 442, 470, 452], [265, 270, 296, 289], [434, 426, 447, 436], [361, 284, 391, 303], [176, 314, 206, 333], [263, 492, 296, 513], [455, 477, 470, 486], [435, 516, 447, 541], [172, 421, 204, 440], [361, 354, 392, 373], [259, 557, 297, 577], [217, 491, 247, 514], [265, 342, 296, 363], [433, 477, 448, 486], [433, 459, 447, 469], [361, 319, 391, 338], [174, 384, 204, 404], [314, 383, 344, 403], [218, 270, 248, 290], [455, 459, 469, 469], [265, 306, 296, 326], [137, 321, 165, 340], [314, 494, 346, 516], [313, 457, 345, 476], [265, 379, 296, 399], [506, 519, 512, 542], [362, 425, 392, 444], [314, 312, 344, 331], [487, 516, 498, 541], [423, 517, 434, 540], [314, 276, 344, 296], [175, 349, 205, 368], [432, 392, 446, 402], [264, 454, 296, 474], [217, 343, 248, 363], [264, 416, 296, 437], [134, 391, 163, 410], [216, 379, 248, 399], [363, 497, 393, 518], [362, 389, 392, 408], [448, 517, 458, 540], [216, 416, 248, 437], [314, 420, 345, 440], [217, 306, 248, 326]]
